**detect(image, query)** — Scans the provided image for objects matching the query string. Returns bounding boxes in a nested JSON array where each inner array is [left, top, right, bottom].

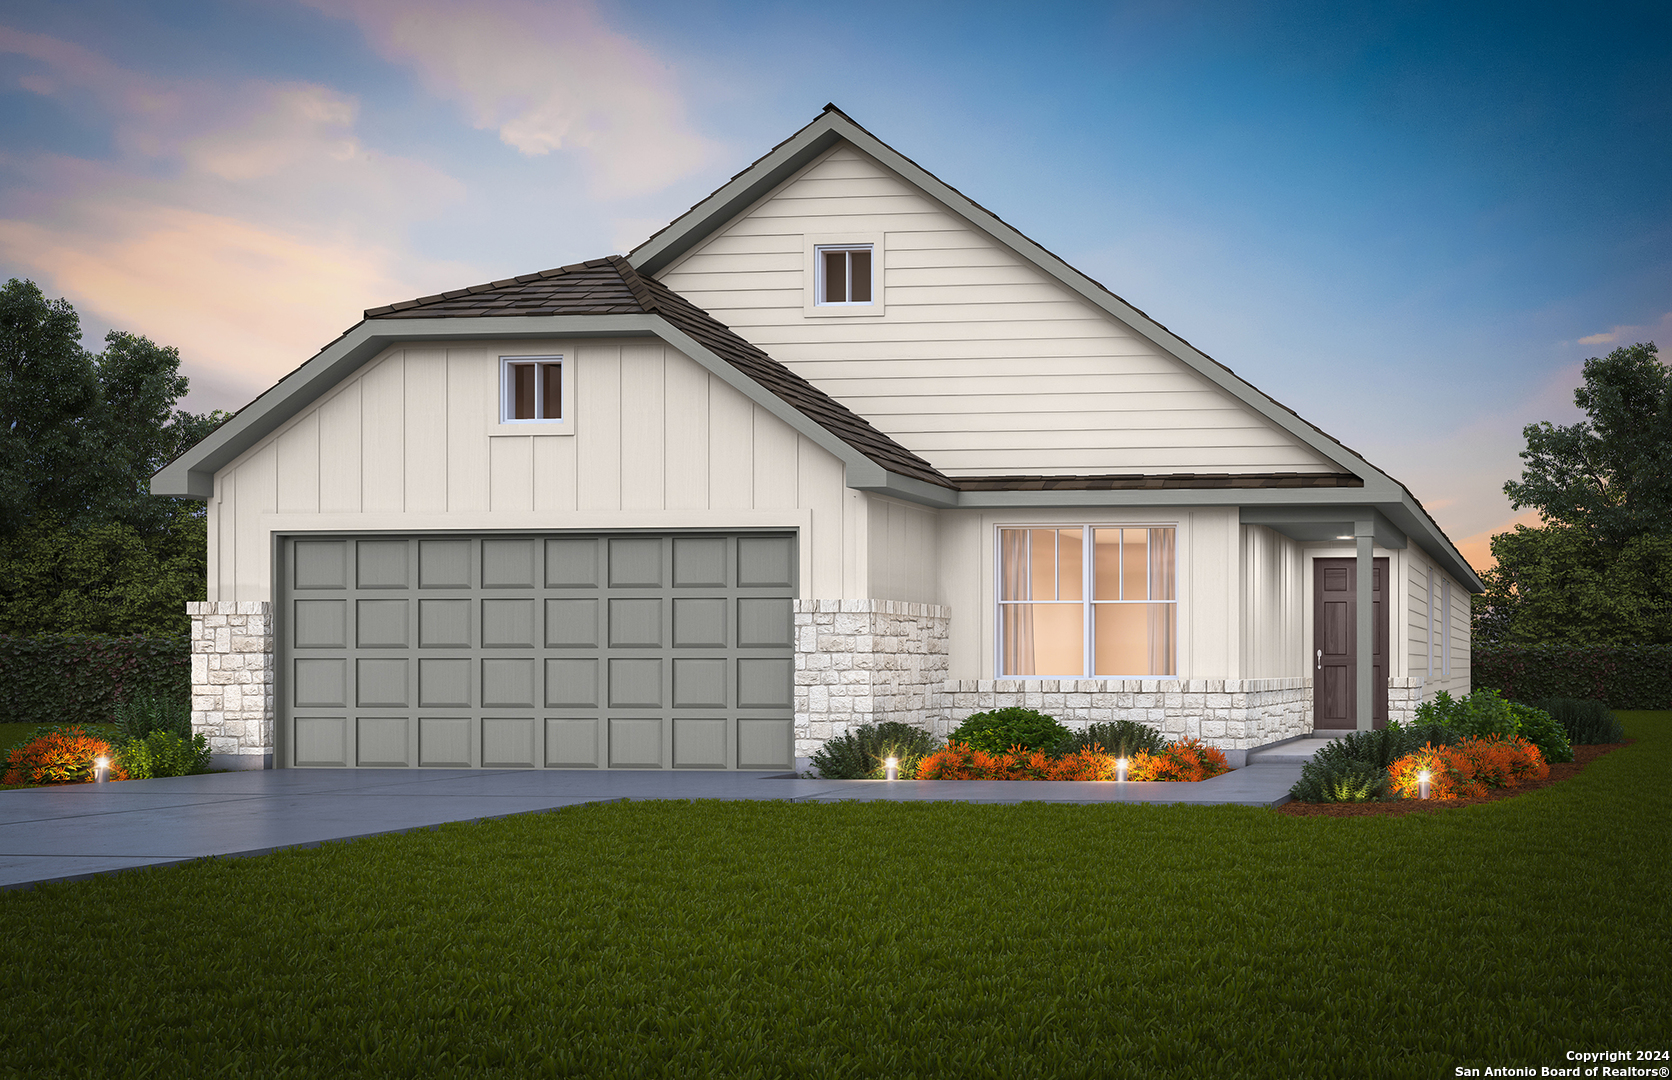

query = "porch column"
[[1355, 520, 1374, 732]]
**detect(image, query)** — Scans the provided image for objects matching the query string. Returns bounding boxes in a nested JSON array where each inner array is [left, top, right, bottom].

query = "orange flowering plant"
[[916, 737, 1229, 782], [1387, 735, 1547, 800], [1127, 738, 1231, 782], [3, 727, 128, 786]]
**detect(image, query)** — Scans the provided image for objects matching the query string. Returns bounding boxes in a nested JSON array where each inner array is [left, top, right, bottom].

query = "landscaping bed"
[[1279, 739, 1631, 816]]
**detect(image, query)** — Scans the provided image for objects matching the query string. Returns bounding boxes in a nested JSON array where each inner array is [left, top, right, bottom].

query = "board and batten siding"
[[1240, 524, 1307, 678], [205, 339, 857, 603], [1405, 550, 1473, 701], [656, 144, 1339, 478]]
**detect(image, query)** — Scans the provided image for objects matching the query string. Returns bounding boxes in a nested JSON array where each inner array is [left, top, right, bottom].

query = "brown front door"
[[1313, 557, 1388, 730]]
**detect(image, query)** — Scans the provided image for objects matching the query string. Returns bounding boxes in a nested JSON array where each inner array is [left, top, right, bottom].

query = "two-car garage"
[[278, 532, 797, 770]]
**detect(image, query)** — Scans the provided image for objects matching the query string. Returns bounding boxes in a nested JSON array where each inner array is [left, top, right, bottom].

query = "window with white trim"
[[816, 245, 873, 305], [500, 356, 563, 423], [997, 526, 1176, 677]]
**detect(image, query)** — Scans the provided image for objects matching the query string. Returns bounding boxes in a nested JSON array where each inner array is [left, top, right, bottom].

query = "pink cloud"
[[0, 27, 480, 407], [305, 0, 717, 196]]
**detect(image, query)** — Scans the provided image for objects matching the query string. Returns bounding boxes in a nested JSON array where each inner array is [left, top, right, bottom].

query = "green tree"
[[0, 278, 222, 634], [1503, 341, 1672, 546], [1478, 341, 1672, 645]]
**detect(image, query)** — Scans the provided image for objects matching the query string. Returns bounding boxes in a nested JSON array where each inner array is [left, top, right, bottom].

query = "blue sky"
[[2, 0, 1667, 567]]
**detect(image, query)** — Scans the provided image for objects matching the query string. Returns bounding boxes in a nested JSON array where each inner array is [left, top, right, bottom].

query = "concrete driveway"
[[0, 763, 1302, 891]]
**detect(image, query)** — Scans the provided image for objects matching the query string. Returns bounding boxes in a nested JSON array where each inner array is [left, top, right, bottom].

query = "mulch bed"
[[1275, 740, 1634, 816]]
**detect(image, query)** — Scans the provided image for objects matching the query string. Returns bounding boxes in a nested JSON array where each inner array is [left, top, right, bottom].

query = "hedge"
[[1473, 645, 1672, 709], [0, 634, 190, 728]]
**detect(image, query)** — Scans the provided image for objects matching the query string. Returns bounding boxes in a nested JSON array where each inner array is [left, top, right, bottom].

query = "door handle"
[[1316, 648, 1322, 671]]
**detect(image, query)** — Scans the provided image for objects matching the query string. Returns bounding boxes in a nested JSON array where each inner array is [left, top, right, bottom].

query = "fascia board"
[[151, 314, 665, 498], [631, 127, 846, 276], [841, 462, 960, 508]]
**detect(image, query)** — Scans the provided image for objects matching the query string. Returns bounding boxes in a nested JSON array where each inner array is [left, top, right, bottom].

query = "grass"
[[0, 714, 1667, 1078]]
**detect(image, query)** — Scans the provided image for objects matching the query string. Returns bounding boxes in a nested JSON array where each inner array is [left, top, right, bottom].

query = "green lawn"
[[1, 714, 1667, 1078]]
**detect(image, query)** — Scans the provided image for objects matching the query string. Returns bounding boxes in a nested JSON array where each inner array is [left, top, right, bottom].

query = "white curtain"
[[1000, 529, 1035, 676]]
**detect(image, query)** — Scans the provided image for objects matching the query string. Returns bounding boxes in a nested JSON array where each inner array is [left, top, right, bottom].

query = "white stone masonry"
[[792, 600, 950, 759], [188, 601, 275, 768]]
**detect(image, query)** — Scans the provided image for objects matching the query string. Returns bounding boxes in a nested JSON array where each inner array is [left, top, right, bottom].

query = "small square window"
[[500, 356, 563, 423], [816, 245, 873, 305]]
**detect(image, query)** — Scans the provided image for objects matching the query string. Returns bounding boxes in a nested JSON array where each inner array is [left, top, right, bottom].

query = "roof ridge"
[[361, 257, 630, 318]]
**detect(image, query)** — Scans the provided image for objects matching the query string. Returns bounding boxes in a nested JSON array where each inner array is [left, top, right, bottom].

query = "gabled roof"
[[627, 105, 1482, 590]]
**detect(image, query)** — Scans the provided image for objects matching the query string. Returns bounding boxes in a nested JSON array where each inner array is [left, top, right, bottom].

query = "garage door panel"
[[738, 536, 794, 588], [482, 658, 536, 707], [609, 717, 663, 767], [609, 537, 662, 587], [294, 600, 347, 648], [482, 598, 537, 648], [295, 659, 347, 707], [419, 600, 471, 647], [546, 718, 599, 767], [357, 599, 409, 647], [357, 717, 410, 766], [673, 537, 727, 587], [674, 718, 727, 768], [294, 541, 347, 589], [284, 532, 794, 769], [673, 659, 727, 708], [737, 658, 793, 709], [673, 598, 726, 647], [357, 658, 410, 707], [546, 538, 599, 587], [483, 539, 538, 588], [419, 658, 472, 707], [737, 599, 792, 648], [419, 717, 473, 767], [609, 658, 663, 708], [294, 716, 348, 766], [483, 717, 536, 768], [357, 541, 410, 588], [546, 658, 598, 707], [609, 599, 662, 647], [419, 540, 472, 588], [738, 719, 793, 770], [545, 599, 599, 647]]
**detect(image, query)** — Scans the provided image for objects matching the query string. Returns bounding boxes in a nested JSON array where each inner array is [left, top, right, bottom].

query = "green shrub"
[[113, 694, 192, 742], [1415, 688, 1521, 740], [1527, 697, 1626, 745], [948, 708, 1072, 754], [1054, 719, 1168, 758], [117, 730, 211, 779], [1289, 723, 1456, 803], [810, 722, 941, 779], [0, 634, 190, 728], [1506, 702, 1573, 764], [1474, 644, 1672, 709]]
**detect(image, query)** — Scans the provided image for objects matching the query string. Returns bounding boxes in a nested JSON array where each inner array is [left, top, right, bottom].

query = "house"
[[153, 105, 1481, 772]]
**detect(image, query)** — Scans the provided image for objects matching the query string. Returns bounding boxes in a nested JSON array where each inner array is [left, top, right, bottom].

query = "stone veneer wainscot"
[[188, 601, 274, 770]]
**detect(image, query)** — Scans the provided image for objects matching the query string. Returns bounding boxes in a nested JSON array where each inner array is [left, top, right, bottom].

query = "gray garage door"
[[279, 532, 796, 769]]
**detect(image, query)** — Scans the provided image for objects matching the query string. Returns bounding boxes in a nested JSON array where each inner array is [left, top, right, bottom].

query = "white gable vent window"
[[500, 356, 563, 423], [816, 245, 873, 305], [997, 526, 1177, 677]]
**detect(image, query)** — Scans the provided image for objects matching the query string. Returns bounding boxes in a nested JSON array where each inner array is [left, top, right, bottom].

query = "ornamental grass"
[[2, 726, 126, 786], [1387, 735, 1548, 800]]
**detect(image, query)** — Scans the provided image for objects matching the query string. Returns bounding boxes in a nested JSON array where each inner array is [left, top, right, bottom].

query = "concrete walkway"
[[0, 761, 1304, 891]]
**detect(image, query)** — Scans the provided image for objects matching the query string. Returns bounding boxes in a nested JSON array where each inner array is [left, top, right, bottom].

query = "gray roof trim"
[[150, 311, 946, 503], [625, 105, 1477, 586], [151, 315, 665, 498]]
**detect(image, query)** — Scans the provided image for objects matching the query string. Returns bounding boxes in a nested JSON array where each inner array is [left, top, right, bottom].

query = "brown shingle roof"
[[365, 257, 956, 490]]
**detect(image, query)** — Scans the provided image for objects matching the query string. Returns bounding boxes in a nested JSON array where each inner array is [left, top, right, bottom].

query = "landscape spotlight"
[[885, 756, 899, 781], [1116, 757, 1128, 782], [94, 756, 110, 784], [1418, 770, 1431, 800]]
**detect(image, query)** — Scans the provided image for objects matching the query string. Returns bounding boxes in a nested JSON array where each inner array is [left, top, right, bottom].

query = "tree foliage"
[[1503, 342, 1672, 545], [1478, 341, 1672, 646], [0, 279, 222, 634]]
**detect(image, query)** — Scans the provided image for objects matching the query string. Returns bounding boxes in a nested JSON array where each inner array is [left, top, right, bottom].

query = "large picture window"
[[998, 526, 1176, 677]]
